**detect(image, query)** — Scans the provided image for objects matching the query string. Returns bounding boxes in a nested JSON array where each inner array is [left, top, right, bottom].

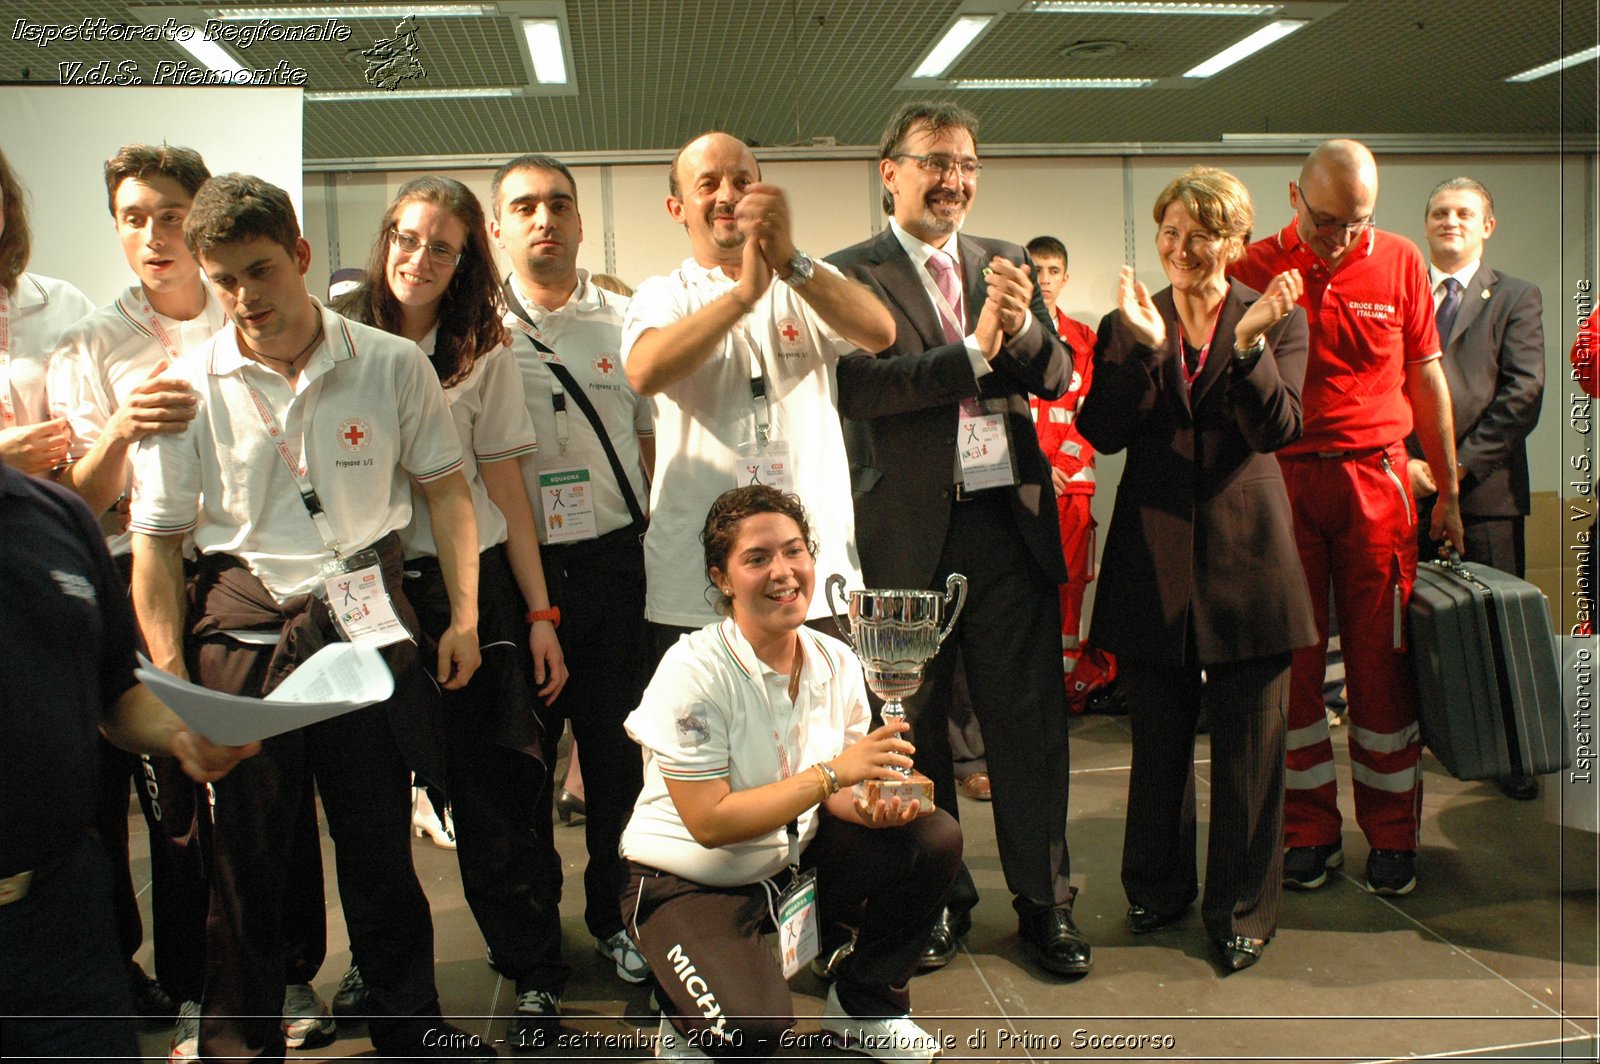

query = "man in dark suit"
[[1409, 175, 1546, 799], [825, 100, 1088, 977]]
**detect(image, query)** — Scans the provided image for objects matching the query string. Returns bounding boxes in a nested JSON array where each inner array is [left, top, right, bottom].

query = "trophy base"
[[854, 771, 937, 814]]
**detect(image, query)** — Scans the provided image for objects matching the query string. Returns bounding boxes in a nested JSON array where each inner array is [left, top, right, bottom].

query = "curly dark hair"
[[701, 485, 817, 616], [335, 176, 507, 389], [0, 148, 33, 293], [183, 173, 300, 261]]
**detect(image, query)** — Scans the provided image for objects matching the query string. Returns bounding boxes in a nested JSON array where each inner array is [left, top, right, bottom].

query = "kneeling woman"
[[621, 486, 960, 1061]]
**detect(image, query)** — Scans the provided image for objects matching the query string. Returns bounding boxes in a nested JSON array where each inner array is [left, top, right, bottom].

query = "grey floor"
[[131, 713, 1600, 1062]]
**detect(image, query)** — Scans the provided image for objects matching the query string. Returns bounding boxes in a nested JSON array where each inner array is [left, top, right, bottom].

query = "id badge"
[[537, 465, 598, 544], [777, 868, 819, 979], [735, 441, 793, 493], [956, 399, 1017, 492], [320, 549, 409, 648]]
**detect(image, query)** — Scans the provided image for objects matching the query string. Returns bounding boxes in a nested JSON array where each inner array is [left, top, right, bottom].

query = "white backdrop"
[[0, 85, 304, 307]]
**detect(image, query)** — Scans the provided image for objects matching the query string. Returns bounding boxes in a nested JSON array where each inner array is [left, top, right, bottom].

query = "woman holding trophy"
[[620, 485, 960, 1061], [1077, 166, 1316, 972]]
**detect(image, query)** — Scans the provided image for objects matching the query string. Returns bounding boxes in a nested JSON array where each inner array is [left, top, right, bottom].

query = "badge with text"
[[538, 465, 598, 544], [777, 869, 820, 979], [956, 399, 1017, 492], [735, 441, 793, 493], [320, 549, 408, 648]]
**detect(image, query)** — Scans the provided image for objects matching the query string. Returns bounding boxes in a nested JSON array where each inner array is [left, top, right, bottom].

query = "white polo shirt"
[[2, 273, 94, 428], [506, 272, 652, 543], [621, 259, 863, 628], [621, 618, 869, 887], [401, 333, 537, 559], [130, 301, 463, 602], [47, 284, 228, 555]]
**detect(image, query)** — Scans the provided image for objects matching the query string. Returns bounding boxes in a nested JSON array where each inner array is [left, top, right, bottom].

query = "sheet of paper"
[[135, 644, 395, 746]]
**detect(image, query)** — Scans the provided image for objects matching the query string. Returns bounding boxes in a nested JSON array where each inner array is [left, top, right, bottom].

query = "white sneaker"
[[596, 929, 650, 984], [655, 1014, 711, 1060], [411, 789, 456, 850], [281, 982, 336, 1050], [168, 999, 201, 1063], [820, 984, 940, 1062]]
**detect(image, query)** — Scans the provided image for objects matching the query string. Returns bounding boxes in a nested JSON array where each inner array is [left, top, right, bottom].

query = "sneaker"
[[1282, 842, 1343, 890], [1365, 848, 1417, 895], [820, 984, 940, 1062], [282, 982, 336, 1050], [595, 930, 650, 984], [509, 988, 560, 1051], [655, 1014, 711, 1060], [332, 965, 369, 1016], [168, 1000, 201, 1063]]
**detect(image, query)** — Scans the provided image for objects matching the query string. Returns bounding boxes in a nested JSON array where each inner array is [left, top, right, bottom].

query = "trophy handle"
[[937, 573, 968, 649], [824, 574, 855, 652]]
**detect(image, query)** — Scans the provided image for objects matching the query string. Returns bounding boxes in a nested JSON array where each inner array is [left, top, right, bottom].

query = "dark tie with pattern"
[[1435, 276, 1463, 347]]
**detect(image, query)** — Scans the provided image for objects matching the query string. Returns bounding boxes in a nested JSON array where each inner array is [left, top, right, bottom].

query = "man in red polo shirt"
[[1232, 139, 1462, 897]]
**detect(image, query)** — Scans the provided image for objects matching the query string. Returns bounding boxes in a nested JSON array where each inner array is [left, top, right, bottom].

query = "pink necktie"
[[926, 252, 965, 343]]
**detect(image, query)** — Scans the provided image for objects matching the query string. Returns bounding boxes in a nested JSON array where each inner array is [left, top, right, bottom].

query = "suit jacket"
[[825, 228, 1074, 589], [1077, 279, 1317, 668], [1405, 265, 1544, 517]]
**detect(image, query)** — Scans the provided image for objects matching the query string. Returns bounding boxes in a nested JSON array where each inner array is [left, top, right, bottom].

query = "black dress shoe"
[[1019, 909, 1092, 976], [1126, 903, 1187, 934], [1217, 934, 1265, 972], [917, 907, 972, 971], [1497, 772, 1540, 801], [555, 788, 586, 824], [127, 963, 176, 1022]]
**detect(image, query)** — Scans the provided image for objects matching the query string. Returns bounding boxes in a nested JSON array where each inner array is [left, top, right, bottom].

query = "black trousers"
[[541, 529, 648, 946], [199, 701, 435, 1060], [903, 495, 1074, 918], [0, 834, 140, 1061], [623, 810, 961, 1059], [1118, 653, 1291, 944], [406, 546, 564, 992]]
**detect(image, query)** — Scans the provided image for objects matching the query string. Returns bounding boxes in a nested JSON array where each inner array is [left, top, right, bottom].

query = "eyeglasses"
[[1292, 182, 1375, 238], [894, 153, 983, 178], [389, 228, 463, 266]]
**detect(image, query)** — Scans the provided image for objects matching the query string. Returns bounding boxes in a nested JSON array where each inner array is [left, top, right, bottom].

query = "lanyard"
[[1179, 306, 1223, 389], [119, 288, 183, 363], [239, 323, 349, 557], [0, 286, 13, 428], [506, 313, 573, 455], [747, 340, 772, 446]]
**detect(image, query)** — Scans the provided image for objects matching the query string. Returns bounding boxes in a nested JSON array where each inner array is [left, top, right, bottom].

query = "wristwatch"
[[781, 250, 815, 288], [1234, 335, 1267, 362], [526, 607, 561, 628]]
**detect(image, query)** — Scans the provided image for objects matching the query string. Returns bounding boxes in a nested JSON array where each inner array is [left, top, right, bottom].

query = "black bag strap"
[[503, 279, 647, 529]]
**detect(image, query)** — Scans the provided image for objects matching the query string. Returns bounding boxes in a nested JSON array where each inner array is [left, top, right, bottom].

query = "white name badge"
[[777, 869, 819, 979], [734, 442, 793, 493], [538, 465, 599, 544], [320, 550, 409, 649], [956, 399, 1017, 491]]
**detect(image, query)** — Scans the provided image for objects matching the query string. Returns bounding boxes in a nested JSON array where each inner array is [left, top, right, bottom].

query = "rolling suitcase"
[[1408, 555, 1567, 781]]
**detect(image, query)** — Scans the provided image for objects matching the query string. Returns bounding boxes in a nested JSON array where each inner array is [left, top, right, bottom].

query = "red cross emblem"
[[337, 417, 372, 453], [780, 322, 800, 342], [594, 354, 616, 376]]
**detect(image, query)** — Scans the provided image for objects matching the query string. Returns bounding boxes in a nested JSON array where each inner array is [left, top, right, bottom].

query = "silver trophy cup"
[[825, 573, 968, 809]]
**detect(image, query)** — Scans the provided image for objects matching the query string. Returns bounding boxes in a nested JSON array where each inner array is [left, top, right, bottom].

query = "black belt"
[[1295, 446, 1392, 462]]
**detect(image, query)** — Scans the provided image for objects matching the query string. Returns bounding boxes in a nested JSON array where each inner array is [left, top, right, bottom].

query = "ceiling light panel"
[[1184, 17, 1307, 77], [912, 14, 994, 78]]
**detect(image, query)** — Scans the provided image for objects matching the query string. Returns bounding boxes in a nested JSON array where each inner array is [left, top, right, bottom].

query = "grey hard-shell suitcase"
[[1409, 556, 1568, 780]]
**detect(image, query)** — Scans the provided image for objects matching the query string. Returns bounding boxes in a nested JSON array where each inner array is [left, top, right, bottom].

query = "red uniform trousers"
[[1056, 492, 1094, 658], [1280, 440, 1423, 852]]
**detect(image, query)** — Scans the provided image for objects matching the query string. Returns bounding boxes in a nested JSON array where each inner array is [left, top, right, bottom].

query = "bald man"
[[1232, 139, 1461, 898], [622, 131, 893, 653]]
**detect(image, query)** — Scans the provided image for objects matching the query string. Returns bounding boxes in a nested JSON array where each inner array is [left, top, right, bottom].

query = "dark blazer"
[[1077, 278, 1317, 667], [825, 228, 1074, 589], [1405, 265, 1544, 517]]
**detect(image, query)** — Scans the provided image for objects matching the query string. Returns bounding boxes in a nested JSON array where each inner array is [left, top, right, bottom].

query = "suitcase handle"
[[1428, 550, 1490, 593]]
